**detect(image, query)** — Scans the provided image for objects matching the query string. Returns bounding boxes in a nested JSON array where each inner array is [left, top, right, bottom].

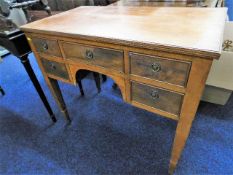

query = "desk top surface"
[[111, 0, 221, 7], [21, 6, 226, 58]]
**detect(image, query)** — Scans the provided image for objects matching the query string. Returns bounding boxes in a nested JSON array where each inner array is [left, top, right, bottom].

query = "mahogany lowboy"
[[21, 6, 226, 174]]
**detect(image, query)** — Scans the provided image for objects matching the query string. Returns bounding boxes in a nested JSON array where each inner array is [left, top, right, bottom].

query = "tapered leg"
[[77, 80, 84, 96], [93, 72, 101, 93], [102, 75, 107, 82], [20, 55, 56, 122], [168, 58, 212, 174], [112, 83, 118, 89], [47, 78, 71, 123], [0, 85, 5, 96]]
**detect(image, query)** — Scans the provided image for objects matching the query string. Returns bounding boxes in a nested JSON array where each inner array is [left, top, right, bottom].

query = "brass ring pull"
[[50, 63, 56, 70], [85, 50, 94, 59], [42, 42, 48, 51], [151, 63, 161, 72], [151, 90, 159, 100]]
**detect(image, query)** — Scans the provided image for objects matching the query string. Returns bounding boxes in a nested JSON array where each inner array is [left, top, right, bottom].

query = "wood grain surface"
[[61, 42, 124, 72], [21, 6, 227, 59], [41, 58, 70, 80], [132, 81, 184, 116], [111, 0, 221, 7], [22, 5, 226, 174], [130, 52, 191, 87], [32, 37, 62, 57]]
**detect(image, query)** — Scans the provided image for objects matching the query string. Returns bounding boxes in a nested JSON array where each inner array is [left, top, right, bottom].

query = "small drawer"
[[131, 82, 183, 116], [130, 52, 191, 87], [32, 37, 62, 57], [41, 58, 69, 80], [61, 42, 124, 72]]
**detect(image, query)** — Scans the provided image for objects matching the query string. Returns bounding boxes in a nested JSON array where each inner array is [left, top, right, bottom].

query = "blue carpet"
[[1, 52, 233, 175], [1, 4, 233, 174], [226, 0, 233, 20]]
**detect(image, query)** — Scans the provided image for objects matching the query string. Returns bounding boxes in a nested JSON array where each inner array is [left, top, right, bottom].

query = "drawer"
[[130, 53, 191, 87], [41, 58, 69, 80], [32, 37, 62, 57], [131, 82, 183, 116], [61, 42, 124, 72]]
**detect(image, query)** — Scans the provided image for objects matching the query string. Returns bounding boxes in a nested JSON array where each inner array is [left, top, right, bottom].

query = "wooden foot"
[[168, 161, 176, 175], [61, 109, 71, 123]]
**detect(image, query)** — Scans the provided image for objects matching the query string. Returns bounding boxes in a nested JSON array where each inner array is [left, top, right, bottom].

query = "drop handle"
[[85, 50, 94, 59], [50, 63, 56, 70], [151, 63, 161, 72], [42, 42, 48, 51], [151, 90, 159, 100]]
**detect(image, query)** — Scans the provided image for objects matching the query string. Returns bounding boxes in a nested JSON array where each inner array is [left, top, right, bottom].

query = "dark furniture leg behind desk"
[[0, 85, 5, 95], [0, 30, 56, 122], [21, 54, 57, 122]]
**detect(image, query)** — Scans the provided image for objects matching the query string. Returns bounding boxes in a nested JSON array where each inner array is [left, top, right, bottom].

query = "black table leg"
[[77, 80, 85, 96], [93, 72, 101, 93], [20, 55, 56, 122], [102, 75, 107, 82], [0, 85, 5, 96]]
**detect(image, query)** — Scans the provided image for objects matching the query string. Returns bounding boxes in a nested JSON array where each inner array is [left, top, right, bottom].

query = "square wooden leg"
[[47, 78, 71, 123], [168, 58, 213, 174]]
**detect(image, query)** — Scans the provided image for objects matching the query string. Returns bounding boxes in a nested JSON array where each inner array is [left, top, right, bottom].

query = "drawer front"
[[41, 58, 69, 80], [32, 37, 62, 57], [130, 53, 191, 87], [132, 82, 183, 116], [61, 42, 124, 72]]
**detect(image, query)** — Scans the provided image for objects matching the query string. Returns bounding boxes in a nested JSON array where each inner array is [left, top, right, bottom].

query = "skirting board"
[[202, 85, 232, 105]]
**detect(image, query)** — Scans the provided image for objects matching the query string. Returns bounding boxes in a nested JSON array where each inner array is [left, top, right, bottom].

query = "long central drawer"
[[61, 42, 124, 72]]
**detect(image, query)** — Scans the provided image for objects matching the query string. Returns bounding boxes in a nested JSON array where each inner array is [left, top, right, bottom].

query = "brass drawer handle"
[[85, 50, 94, 59], [151, 63, 161, 72], [49, 63, 56, 70], [42, 42, 48, 51], [151, 90, 159, 100]]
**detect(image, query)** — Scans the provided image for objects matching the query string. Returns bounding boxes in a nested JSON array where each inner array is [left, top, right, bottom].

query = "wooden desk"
[[21, 7, 226, 173], [111, 0, 223, 7]]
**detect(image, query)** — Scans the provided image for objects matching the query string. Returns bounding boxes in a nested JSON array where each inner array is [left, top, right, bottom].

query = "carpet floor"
[[0, 3, 233, 174], [1, 52, 233, 175]]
